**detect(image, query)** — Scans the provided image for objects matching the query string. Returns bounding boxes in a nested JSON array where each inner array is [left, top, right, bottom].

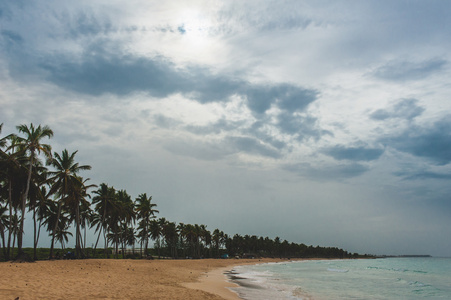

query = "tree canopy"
[[0, 123, 366, 261]]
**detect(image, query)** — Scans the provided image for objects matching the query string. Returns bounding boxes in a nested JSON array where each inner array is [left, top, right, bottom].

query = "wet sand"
[[0, 258, 286, 299]]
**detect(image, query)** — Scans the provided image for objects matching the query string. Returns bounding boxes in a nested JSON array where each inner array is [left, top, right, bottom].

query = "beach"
[[0, 258, 284, 299]]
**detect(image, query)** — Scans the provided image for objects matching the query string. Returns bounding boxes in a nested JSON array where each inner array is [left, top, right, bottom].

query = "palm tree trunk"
[[83, 224, 87, 256], [75, 204, 81, 258], [7, 181, 13, 260], [77, 230, 84, 258], [102, 204, 108, 258], [18, 155, 34, 255], [93, 224, 102, 257], [104, 228, 108, 258], [33, 207, 37, 260], [1, 230, 7, 260], [12, 224, 16, 258], [36, 220, 42, 252], [49, 199, 63, 259], [157, 237, 161, 259]]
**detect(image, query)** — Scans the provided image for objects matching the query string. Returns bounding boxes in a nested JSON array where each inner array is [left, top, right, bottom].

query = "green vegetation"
[[1, 123, 368, 262]]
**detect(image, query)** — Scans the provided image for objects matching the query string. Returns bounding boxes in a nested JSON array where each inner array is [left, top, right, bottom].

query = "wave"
[[327, 268, 349, 273]]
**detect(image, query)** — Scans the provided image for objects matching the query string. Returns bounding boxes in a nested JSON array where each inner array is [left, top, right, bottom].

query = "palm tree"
[[79, 194, 94, 256], [33, 186, 53, 260], [135, 193, 158, 257], [150, 218, 163, 258], [212, 229, 224, 258], [0, 133, 27, 260], [65, 176, 95, 258], [162, 221, 178, 258], [180, 223, 197, 258], [47, 149, 91, 258], [54, 213, 72, 251], [126, 226, 136, 257], [14, 123, 53, 256], [26, 165, 49, 260], [92, 183, 116, 258], [116, 190, 134, 258], [176, 223, 187, 258], [0, 204, 9, 260]]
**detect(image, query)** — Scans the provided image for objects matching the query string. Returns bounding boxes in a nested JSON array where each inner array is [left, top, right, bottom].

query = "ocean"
[[228, 257, 451, 299]]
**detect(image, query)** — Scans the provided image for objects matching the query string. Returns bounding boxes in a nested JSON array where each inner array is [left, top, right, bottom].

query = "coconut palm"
[[150, 218, 163, 258], [212, 229, 224, 258], [65, 176, 95, 258], [91, 183, 116, 258], [47, 149, 91, 258], [162, 221, 178, 258], [0, 204, 8, 259], [33, 186, 53, 259], [25, 165, 49, 260], [135, 193, 158, 257], [14, 123, 53, 256], [54, 214, 72, 251], [116, 189, 134, 258], [0, 133, 27, 260]]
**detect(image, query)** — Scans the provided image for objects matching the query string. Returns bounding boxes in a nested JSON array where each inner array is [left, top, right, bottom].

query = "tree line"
[[0, 123, 363, 261]]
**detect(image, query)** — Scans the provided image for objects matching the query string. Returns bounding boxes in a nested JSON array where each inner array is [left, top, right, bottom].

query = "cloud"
[[283, 162, 369, 181], [11, 43, 320, 116], [164, 134, 281, 160], [395, 170, 451, 181], [1, 30, 23, 48], [371, 59, 447, 81], [322, 145, 384, 162], [370, 98, 424, 121], [225, 136, 281, 158], [177, 25, 186, 35], [276, 112, 331, 141], [163, 138, 232, 161], [381, 117, 451, 165], [64, 11, 114, 39]]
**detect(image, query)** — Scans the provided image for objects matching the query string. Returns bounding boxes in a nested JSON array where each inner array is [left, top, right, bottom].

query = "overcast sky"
[[1, 0, 450, 256]]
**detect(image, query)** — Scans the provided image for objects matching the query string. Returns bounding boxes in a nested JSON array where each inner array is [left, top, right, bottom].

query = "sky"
[[1, 0, 450, 257]]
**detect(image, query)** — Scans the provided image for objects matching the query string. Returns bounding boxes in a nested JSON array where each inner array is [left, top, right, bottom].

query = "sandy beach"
[[0, 258, 285, 299]]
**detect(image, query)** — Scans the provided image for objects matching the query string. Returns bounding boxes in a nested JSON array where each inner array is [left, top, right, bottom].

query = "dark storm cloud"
[[370, 98, 424, 121], [371, 59, 447, 81], [322, 145, 384, 162], [283, 162, 369, 180], [381, 117, 451, 165]]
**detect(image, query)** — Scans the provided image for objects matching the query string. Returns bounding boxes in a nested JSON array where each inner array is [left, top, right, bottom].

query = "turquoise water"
[[229, 258, 451, 299]]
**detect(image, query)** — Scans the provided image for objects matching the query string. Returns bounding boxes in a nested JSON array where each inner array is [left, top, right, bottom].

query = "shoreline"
[[184, 258, 302, 299], [0, 258, 289, 299]]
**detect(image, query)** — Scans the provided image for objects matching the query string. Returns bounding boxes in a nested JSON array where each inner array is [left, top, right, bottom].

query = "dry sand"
[[0, 258, 286, 299]]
